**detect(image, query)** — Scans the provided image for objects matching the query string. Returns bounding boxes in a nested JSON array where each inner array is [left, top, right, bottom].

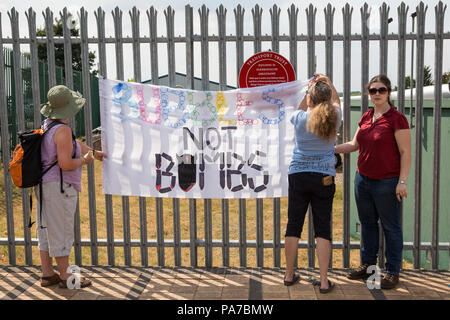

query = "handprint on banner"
[[236, 93, 259, 126], [111, 82, 139, 119], [260, 87, 286, 125], [137, 85, 162, 125], [216, 92, 236, 125], [188, 91, 218, 127], [160, 87, 189, 128]]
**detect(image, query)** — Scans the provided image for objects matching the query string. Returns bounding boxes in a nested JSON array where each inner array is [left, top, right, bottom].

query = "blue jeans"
[[354, 172, 403, 276]]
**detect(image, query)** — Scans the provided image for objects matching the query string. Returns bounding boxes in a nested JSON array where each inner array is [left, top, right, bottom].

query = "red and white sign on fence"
[[239, 51, 296, 88]]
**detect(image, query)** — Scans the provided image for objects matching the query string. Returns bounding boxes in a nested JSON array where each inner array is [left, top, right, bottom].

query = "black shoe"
[[284, 274, 300, 286], [313, 279, 335, 294], [380, 273, 399, 289], [347, 262, 372, 280]]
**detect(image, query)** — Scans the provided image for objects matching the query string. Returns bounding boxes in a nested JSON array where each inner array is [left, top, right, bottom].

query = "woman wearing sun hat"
[[37, 85, 106, 288]]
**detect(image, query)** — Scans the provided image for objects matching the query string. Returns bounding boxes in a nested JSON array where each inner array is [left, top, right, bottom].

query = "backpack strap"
[[37, 120, 77, 229], [28, 195, 34, 228], [43, 119, 64, 134], [59, 130, 77, 194], [40, 120, 66, 177], [38, 182, 45, 229]]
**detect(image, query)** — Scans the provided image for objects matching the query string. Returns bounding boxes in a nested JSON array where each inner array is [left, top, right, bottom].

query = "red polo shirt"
[[356, 107, 409, 180]]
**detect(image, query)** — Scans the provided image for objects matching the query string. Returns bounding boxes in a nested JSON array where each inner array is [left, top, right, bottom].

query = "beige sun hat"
[[40, 85, 86, 119]]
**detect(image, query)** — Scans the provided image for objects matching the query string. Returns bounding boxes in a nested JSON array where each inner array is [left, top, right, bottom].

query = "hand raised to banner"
[[312, 73, 330, 86]]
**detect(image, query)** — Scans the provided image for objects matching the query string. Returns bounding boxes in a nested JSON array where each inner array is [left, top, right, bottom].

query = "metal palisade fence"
[[0, 2, 449, 270], [1, 47, 101, 152]]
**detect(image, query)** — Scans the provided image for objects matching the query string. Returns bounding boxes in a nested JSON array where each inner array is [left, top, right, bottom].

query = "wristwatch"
[[399, 180, 407, 185]]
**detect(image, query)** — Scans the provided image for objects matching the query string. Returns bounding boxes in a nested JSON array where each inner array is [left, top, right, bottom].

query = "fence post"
[[413, 2, 427, 270], [43, 8, 56, 87], [94, 6, 115, 266], [112, 6, 132, 266], [9, 7, 33, 265], [234, 5, 247, 267], [199, 4, 213, 268], [306, 4, 317, 269], [251, 4, 264, 268], [0, 13, 15, 265], [146, 6, 165, 267], [361, 4, 370, 116], [130, 6, 149, 267], [185, 4, 198, 267], [61, 8, 75, 127], [164, 5, 182, 267], [325, 3, 335, 268], [288, 5, 298, 75], [342, 3, 353, 269], [217, 4, 230, 267], [58, 7, 84, 266], [397, 2, 409, 271], [432, 1, 446, 271], [25, 8, 42, 129], [397, 3, 408, 115], [287, 4, 299, 269], [80, 7, 98, 266], [379, 3, 390, 75], [377, 3, 391, 270], [270, 4, 282, 268], [270, 5, 280, 53], [252, 5, 262, 53]]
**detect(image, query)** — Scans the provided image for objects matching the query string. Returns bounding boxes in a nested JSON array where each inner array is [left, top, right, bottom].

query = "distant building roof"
[[142, 72, 236, 91]]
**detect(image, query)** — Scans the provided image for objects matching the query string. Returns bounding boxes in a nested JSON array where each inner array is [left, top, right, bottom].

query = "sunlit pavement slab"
[[0, 266, 448, 300]]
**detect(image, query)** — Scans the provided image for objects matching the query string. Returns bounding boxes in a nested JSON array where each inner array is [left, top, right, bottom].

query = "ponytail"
[[306, 102, 339, 141]]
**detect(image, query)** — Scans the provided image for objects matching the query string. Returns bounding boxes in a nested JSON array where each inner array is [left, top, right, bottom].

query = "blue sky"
[[1, 0, 449, 91]]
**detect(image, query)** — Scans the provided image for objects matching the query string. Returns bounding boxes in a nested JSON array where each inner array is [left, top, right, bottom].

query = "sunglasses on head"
[[368, 87, 388, 95]]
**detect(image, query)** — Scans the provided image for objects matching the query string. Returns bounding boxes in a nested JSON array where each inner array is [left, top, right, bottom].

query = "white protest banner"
[[99, 78, 308, 198]]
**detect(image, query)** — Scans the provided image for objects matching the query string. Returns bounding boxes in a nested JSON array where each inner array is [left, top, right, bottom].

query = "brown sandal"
[[59, 276, 92, 289], [41, 273, 61, 287]]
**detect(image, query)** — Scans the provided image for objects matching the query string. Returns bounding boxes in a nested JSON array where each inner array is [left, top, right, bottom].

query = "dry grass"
[[0, 162, 413, 269]]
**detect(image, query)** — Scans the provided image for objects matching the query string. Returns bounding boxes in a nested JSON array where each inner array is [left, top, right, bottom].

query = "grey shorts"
[[34, 181, 78, 257]]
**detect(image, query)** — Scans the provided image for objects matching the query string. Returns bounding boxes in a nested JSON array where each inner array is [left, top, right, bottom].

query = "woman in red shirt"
[[335, 74, 411, 289]]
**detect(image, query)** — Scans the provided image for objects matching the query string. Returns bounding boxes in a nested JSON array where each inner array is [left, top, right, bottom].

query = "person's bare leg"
[[40, 250, 55, 277], [55, 255, 90, 287], [54, 256, 71, 280], [316, 237, 331, 289], [284, 236, 299, 281]]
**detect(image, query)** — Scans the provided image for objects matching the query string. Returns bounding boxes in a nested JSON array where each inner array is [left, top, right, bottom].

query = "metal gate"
[[0, 3, 449, 270]]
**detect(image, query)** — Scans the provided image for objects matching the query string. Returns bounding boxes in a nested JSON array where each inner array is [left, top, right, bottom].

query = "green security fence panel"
[[2, 47, 100, 154], [349, 100, 450, 270]]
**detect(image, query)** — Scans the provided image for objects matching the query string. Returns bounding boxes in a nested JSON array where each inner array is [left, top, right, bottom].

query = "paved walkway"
[[0, 266, 448, 300]]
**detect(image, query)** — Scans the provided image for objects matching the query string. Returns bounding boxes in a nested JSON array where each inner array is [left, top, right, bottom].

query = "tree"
[[423, 65, 434, 86], [404, 76, 416, 89], [442, 72, 450, 84], [37, 18, 97, 76], [404, 65, 435, 88]]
